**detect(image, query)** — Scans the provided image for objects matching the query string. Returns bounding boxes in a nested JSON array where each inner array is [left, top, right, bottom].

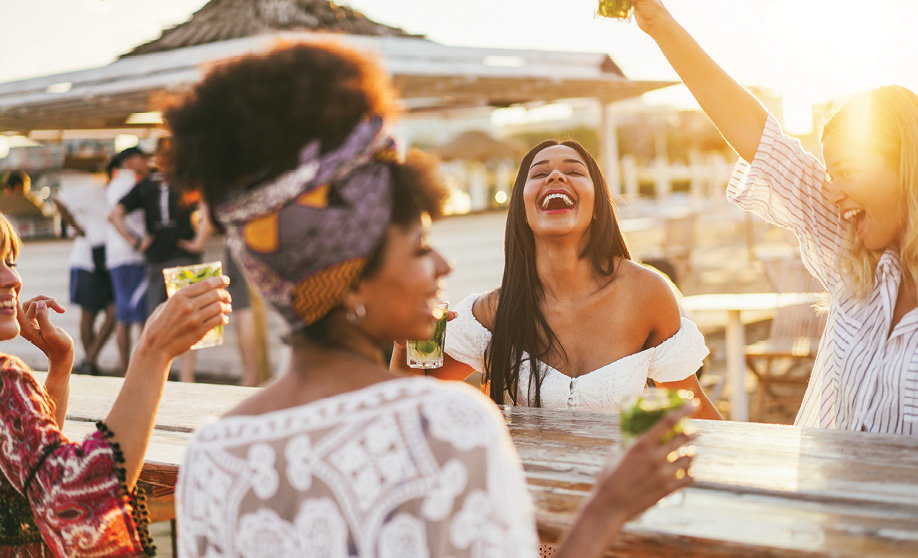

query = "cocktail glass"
[[620, 388, 694, 506], [162, 261, 224, 350], [620, 388, 693, 447], [407, 301, 448, 369]]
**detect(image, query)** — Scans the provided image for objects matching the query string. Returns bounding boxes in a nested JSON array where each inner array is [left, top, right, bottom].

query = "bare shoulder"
[[615, 260, 682, 341], [471, 288, 500, 332], [616, 260, 678, 302]]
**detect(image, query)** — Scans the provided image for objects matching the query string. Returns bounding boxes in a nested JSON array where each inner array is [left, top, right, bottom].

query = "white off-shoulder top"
[[445, 294, 709, 412]]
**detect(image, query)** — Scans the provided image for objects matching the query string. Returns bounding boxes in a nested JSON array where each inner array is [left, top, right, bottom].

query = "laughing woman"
[[166, 41, 698, 558], [394, 140, 721, 419], [633, 0, 918, 434]]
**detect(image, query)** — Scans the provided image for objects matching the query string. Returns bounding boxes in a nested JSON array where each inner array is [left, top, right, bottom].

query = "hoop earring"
[[346, 303, 367, 326]]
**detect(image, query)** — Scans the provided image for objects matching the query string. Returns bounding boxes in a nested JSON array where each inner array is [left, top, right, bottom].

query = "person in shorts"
[[54, 175, 115, 375], [109, 139, 212, 382], [105, 147, 150, 374]]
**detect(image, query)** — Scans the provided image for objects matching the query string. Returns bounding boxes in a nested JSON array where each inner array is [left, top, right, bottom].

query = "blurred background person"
[[2, 171, 42, 207], [0, 171, 47, 226], [109, 139, 212, 382], [53, 171, 114, 376], [105, 147, 151, 374], [224, 247, 259, 386]]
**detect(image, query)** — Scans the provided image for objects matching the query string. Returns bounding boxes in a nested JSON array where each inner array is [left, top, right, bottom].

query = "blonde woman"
[[634, 0, 918, 434]]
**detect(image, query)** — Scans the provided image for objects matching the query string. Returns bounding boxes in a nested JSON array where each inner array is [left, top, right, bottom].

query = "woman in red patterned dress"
[[0, 212, 232, 557]]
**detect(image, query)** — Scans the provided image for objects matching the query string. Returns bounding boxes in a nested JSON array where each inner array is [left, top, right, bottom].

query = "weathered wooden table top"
[[47, 374, 918, 557]]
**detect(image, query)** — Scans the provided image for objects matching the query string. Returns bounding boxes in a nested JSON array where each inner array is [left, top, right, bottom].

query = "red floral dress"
[[0, 354, 153, 557]]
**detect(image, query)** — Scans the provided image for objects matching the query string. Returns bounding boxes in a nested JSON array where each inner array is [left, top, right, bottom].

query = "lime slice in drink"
[[413, 340, 439, 355], [620, 388, 693, 443]]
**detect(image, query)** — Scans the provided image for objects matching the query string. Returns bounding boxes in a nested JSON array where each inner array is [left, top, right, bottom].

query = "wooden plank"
[[54, 376, 918, 557], [504, 407, 918, 557], [37, 372, 258, 432], [504, 407, 918, 505]]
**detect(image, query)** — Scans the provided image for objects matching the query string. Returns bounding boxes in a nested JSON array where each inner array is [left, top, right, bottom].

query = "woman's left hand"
[[17, 296, 74, 362]]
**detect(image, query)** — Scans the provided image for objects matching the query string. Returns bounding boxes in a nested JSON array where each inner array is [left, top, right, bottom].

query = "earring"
[[346, 303, 367, 326]]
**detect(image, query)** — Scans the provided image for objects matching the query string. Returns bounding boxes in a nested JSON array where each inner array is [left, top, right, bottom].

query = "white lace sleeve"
[[445, 293, 492, 372], [174, 378, 539, 558], [421, 384, 540, 557], [647, 317, 710, 382]]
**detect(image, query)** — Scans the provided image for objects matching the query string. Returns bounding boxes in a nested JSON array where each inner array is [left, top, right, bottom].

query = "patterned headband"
[[214, 117, 396, 330]]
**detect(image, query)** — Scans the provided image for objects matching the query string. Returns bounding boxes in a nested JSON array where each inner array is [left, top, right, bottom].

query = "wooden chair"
[[746, 254, 826, 420]]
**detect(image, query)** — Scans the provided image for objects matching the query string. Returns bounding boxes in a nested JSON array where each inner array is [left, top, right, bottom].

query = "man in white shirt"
[[54, 173, 115, 375]]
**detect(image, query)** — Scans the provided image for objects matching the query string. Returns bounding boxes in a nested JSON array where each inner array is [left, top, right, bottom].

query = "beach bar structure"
[[0, 0, 674, 196]]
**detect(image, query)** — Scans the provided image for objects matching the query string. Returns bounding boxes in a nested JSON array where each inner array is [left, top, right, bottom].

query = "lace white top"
[[446, 294, 709, 411], [175, 377, 540, 558]]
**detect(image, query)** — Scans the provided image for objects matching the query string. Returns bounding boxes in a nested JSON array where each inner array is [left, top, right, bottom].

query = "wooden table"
[[682, 293, 822, 422], [49, 374, 918, 557]]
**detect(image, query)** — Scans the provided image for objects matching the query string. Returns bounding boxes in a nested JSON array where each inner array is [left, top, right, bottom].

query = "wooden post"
[[249, 287, 272, 384], [599, 101, 622, 198]]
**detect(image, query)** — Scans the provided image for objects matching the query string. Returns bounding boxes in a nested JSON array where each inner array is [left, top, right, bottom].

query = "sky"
[[2, 0, 918, 135]]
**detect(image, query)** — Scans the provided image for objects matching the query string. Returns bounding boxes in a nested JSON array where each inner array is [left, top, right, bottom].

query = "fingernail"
[[37, 301, 45, 309], [222, 276, 231, 285]]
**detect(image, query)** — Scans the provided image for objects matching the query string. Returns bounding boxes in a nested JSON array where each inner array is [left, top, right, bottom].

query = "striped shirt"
[[727, 115, 918, 435]]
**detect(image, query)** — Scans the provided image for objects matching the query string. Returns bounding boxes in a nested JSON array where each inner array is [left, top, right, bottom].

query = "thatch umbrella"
[[122, 0, 417, 57], [430, 130, 527, 163]]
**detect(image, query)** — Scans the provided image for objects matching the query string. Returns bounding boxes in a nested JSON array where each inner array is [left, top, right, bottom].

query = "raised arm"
[[104, 276, 231, 488], [633, 0, 768, 162]]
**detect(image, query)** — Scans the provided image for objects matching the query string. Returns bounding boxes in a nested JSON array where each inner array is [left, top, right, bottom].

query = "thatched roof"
[[122, 0, 416, 57]]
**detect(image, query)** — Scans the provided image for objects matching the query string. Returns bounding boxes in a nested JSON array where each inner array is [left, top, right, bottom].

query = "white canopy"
[[0, 32, 673, 132]]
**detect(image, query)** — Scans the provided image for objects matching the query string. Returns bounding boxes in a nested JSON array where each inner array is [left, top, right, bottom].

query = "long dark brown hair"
[[483, 140, 631, 406]]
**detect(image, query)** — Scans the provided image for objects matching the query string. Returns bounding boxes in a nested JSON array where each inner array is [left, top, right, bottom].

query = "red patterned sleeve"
[[0, 355, 154, 557]]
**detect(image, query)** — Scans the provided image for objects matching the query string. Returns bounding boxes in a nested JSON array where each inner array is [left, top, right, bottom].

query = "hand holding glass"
[[407, 301, 448, 369], [162, 261, 224, 350], [620, 388, 693, 447]]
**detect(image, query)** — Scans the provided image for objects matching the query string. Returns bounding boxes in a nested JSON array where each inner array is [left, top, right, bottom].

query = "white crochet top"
[[445, 294, 709, 412]]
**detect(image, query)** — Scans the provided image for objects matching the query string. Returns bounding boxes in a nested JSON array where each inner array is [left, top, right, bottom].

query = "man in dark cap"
[[109, 139, 212, 382]]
